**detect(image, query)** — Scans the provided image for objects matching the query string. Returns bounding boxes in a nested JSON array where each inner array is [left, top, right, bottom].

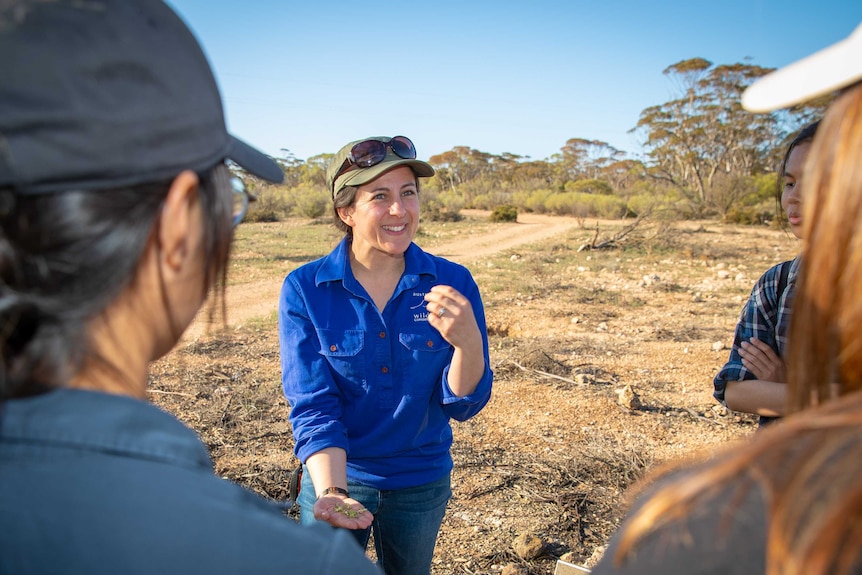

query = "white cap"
[[742, 21, 862, 112]]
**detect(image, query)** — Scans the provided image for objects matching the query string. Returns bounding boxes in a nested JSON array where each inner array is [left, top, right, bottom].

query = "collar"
[[0, 388, 212, 470], [315, 237, 438, 287]]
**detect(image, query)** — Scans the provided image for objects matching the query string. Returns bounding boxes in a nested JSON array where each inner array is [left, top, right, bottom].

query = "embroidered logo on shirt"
[[410, 292, 430, 322]]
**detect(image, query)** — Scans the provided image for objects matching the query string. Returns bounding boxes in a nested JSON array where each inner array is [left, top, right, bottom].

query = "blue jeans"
[[298, 469, 451, 575]]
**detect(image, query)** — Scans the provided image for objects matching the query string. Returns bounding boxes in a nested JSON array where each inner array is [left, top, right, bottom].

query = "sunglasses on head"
[[332, 136, 417, 192]]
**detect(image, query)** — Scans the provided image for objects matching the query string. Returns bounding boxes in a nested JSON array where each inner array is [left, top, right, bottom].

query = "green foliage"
[[489, 204, 518, 223], [421, 190, 464, 222], [293, 185, 329, 219], [275, 150, 331, 191], [459, 178, 512, 209], [626, 193, 658, 218], [751, 172, 779, 204], [563, 178, 613, 195], [245, 184, 291, 223], [511, 188, 553, 213], [626, 186, 690, 220], [545, 191, 627, 219], [724, 205, 774, 225], [712, 172, 780, 226]]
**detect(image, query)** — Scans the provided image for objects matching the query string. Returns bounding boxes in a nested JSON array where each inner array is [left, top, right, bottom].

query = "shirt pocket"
[[317, 329, 368, 396], [398, 331, 453, 393]]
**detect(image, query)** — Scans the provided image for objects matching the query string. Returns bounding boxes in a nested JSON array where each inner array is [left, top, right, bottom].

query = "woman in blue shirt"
[[279, 136, 493, 575]]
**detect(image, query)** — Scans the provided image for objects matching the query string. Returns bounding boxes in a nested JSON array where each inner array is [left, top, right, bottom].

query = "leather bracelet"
[[318, 486, 349, 499]]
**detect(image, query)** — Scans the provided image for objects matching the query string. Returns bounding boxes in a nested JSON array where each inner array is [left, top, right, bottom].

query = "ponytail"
[[0, 163, 233, 400]]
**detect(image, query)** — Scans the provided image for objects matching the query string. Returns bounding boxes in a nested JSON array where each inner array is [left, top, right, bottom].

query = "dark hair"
[[332, 185, 359, 235], [776, 120, 820, 204], [0, 164, 234, 400], [331, 170, 421, 235]]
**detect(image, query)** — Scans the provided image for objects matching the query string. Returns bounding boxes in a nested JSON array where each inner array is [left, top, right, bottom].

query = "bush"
[[489, 204, 518, 223], [423, 199, 463, 222], [563, 178, 613, 195], [512, 188, 553, 214], [293, 186, 329, 219], [724, 205, 774, 225], [544, 192, 627, 219], [245, 184, 291, 223]]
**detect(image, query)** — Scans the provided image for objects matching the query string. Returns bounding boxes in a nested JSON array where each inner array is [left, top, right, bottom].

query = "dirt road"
[[184, 212, 577, 340]]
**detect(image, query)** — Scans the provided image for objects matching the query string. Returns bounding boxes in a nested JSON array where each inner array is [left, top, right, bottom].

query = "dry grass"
[[150, 214, 797, 574]]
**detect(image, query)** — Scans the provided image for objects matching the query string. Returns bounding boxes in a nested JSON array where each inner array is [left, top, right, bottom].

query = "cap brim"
[[336, 159, 435, 194], [742, 22, 862, 112], [228, 136, 284, 183]]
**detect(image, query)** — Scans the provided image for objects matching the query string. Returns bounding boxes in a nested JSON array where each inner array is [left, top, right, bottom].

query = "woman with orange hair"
[[592, 21, 862, 575]]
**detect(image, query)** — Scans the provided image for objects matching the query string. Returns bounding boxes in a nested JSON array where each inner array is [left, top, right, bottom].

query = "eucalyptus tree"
[[553, 138, 624, 181], [631, 58, 780, 208]]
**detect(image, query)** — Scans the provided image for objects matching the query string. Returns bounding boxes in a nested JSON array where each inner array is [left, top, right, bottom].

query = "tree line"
[[245, 58, 828, 225]]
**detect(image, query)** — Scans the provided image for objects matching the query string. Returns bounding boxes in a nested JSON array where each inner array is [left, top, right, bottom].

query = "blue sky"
[[167, 1, 862, 164]]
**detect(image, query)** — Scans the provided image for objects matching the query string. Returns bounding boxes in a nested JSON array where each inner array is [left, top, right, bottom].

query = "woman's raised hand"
[[424, 285, 482, 350]]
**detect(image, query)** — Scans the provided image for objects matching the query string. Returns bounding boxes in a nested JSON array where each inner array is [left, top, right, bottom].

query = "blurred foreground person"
[[0, 2, 380, 574], [592, 21, 862, 575]]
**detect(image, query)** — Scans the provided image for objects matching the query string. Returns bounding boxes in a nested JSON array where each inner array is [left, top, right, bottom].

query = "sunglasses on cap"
[[331, 136, 417, 192]]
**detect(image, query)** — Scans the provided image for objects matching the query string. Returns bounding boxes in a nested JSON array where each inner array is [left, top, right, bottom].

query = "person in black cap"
[[278, 137, 493, 575], [0, 2, 380, 573]]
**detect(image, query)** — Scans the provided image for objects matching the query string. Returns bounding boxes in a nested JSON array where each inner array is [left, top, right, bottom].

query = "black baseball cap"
[[0, 0, 283, 194]]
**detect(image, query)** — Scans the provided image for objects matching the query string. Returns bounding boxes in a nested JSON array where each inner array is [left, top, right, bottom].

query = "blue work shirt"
[[279, 238, 493, 490], [0, 388, 380, 575]]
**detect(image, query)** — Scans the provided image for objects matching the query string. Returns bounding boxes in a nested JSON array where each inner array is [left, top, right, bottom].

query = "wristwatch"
[[318, 486, 349, 499]]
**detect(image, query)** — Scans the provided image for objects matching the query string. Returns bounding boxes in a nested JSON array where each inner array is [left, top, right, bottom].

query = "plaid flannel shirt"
[[713, 257, 799, 423]]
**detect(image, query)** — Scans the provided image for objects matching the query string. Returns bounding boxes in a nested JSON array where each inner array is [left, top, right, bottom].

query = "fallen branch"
[[147, 389, 195, 398], [683, 407, 726, 426], [577, 214, 649, 252], [507, 360, 589, 386]]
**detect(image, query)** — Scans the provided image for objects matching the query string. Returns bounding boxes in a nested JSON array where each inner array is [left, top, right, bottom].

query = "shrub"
[[489, 204, 518, 223], [245, 184, 291, 223], [293, 186, 329, 219], [544, 191, 627, 218], [563, 178, 613, 195], [517, 188, 553, 214], [724, 205, 774, 225]]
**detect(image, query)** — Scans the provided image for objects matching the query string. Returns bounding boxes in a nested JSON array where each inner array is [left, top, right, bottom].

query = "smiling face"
[[781, 141, 812, 239], [337, 165, 419, 266]]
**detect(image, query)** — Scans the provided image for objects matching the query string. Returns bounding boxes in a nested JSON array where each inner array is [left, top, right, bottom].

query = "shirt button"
[[379, 332, 386, 339], [381, 367, 389, 374], [329, 345, 337, 352], [426, 340, 434, 348]]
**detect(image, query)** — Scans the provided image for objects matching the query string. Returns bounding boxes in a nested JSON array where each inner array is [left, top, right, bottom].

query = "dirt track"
[[184, 212, 577, 340]]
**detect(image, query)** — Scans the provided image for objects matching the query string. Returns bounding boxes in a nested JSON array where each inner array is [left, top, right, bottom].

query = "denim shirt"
[[279, 239, 493, 490], [0, 388, 380, 575]]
